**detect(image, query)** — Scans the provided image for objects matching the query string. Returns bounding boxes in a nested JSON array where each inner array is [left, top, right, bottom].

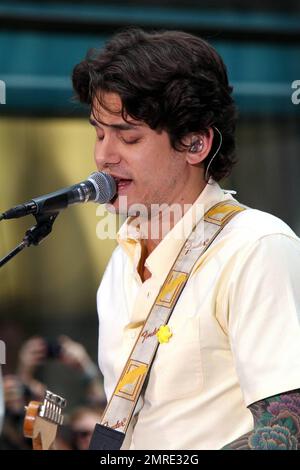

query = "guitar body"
[[23, 391, 66, 450]]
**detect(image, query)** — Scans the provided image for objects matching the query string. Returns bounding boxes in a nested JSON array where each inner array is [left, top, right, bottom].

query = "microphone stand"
[[0, 212, 59, 268]]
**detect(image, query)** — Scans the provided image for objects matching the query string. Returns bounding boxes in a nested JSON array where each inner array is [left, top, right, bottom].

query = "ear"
[[185, 128, 214, 165]]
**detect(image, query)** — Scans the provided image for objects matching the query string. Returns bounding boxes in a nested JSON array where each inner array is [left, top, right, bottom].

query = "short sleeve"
[[228, 234, 300, 406]]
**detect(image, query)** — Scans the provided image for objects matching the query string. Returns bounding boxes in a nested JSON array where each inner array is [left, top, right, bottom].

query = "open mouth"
[[113, 177, 133, 193]]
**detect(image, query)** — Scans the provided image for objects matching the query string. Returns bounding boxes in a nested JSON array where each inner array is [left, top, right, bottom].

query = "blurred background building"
[[0, 0, 299, 415]]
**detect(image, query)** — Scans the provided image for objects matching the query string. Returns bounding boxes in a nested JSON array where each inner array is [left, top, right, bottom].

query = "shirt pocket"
[[144, 315, 203, 402]]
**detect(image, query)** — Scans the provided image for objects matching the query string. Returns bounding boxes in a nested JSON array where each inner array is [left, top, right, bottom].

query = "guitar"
[[23, 390, 66, 450]]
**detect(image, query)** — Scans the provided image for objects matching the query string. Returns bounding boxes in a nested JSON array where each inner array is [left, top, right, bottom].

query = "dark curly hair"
[[72, 28, 238, 181]]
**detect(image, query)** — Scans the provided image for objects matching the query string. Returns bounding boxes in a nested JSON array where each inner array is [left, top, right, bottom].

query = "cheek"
[[94, 142, 101, 168]]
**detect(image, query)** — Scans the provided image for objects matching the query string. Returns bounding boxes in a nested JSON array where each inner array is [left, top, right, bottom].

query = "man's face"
[[90, 92, 193, 216]]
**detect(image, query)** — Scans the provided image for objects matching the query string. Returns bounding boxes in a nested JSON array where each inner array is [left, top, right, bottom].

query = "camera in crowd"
[[45, 338, 62, 359]]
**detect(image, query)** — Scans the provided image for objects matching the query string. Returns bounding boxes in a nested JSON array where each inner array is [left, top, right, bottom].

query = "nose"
[[94, 135, 121, 170]]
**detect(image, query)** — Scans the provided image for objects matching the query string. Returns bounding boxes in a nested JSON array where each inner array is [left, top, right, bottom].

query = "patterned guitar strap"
[[89, 199, 246, 450]]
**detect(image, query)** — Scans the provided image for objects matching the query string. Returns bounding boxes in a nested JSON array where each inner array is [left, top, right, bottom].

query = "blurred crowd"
[[0, 335, 106, 450]]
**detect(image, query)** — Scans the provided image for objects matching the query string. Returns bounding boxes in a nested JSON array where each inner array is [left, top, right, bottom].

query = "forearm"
[[222, 431, 252, 450], [222, 389, 300, 450]]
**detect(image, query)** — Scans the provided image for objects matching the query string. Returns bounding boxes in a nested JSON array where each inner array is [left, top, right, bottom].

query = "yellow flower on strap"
[[156, 325, 172, 344]]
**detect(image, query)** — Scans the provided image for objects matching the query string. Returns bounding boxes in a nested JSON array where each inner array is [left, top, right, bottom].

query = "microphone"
[[1, 172, 116, 220]]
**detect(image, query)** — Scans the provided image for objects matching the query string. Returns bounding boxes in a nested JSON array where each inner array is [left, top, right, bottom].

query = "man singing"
[[72, 28, 300, 450]]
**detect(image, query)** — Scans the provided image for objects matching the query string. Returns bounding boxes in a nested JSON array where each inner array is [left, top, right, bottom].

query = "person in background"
[[17, 335, 104, 407], [68, 405, 105, 450], [0, 374, 32, 449], [0, 335, 105, 449]]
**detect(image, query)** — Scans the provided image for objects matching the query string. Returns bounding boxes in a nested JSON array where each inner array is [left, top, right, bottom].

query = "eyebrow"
[[89, 117, 140, 131]]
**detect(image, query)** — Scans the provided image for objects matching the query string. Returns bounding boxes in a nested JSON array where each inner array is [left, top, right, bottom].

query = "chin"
[[109, 193, 143, 215]]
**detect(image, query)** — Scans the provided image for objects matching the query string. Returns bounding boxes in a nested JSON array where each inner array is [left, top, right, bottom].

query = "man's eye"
[[122, 138, 141, 145]]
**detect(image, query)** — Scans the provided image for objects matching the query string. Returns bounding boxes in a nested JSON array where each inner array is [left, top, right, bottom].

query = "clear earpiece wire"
[[205, 126, 223, 182]]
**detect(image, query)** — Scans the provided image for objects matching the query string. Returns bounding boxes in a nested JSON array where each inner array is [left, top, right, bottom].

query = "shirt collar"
[[117, 179, 234, 280]]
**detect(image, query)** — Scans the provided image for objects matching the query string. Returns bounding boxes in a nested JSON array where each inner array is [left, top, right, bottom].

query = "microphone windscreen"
[[88, 172, 117, 203]]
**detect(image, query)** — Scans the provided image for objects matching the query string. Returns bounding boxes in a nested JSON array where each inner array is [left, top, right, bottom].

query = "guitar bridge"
[[39, 390, 66, 425]]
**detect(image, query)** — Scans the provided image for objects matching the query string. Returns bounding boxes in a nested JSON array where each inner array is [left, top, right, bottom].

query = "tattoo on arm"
[[222, 389, 300, 450]]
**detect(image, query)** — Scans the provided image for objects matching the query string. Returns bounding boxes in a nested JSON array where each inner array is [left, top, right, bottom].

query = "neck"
[[141, 176, 207, 256]]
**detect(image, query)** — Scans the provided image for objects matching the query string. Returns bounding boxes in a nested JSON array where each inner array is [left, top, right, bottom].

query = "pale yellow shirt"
[[97, 180, 300, 450]]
